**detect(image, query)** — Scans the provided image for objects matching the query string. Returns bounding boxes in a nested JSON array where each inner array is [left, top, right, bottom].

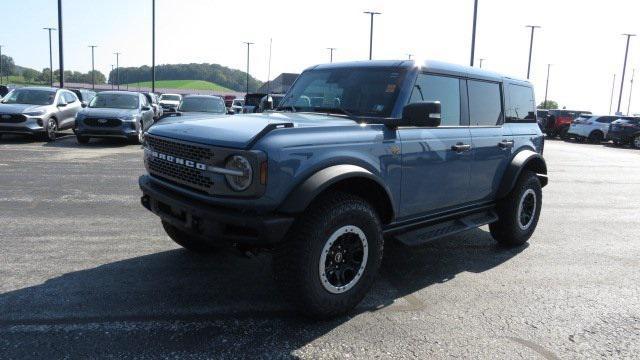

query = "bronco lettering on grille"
[[148, 150, 207, 170]]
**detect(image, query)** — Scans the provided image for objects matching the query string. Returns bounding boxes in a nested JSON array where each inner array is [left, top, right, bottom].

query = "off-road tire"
[[490, 171, 542, 247], [274, 192, 384, 319], [76, 135, 90, 144], [162, 221, 219, 253]]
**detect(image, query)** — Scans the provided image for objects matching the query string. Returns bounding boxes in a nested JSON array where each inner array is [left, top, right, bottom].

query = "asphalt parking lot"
[[0, 133, 639, 359]]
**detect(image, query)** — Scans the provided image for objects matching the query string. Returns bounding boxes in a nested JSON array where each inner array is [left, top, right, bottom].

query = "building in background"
[[257, 73, 299, 94]]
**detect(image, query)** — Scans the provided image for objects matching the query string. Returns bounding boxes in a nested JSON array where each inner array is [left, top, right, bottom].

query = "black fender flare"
[[278, 164, 395, 217], [496, 150, 548, 199]]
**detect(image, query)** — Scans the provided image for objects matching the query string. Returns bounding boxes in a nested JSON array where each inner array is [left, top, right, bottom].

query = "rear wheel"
[[490, 171, 542, 247], [274, 192, 383, 318], [162, 221, 220, 253], [588, 131, 604, 143]]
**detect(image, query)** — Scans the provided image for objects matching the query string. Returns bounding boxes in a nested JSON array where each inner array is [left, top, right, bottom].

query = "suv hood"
[[80, 108, 137, 118], [148, 112, 355, 149], [0, 103, 45, 114]]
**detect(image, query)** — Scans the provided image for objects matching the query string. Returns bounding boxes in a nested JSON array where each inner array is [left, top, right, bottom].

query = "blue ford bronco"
[[139, 60, 547, 318]]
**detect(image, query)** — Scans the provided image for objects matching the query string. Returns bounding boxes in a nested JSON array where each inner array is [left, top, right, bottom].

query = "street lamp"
[[57, 0, 64, 87], [363, 11, 381, 60], [525, 25, 541, 79], [627, 68, 635, 115], [617, 34, 635, 114], [0, 45, 4, 85], [43, 27, 56, 87], [114, 52, 121, 90], [407, 54, 413, 60], [544, 64, 551, 108], [151, 0, 156, 93], [609, 74, 616, 115], [470, 0, 478, 66], [88, 45, 97, 90], [242, 42, 253, 94], [327, 47, 336, 63]]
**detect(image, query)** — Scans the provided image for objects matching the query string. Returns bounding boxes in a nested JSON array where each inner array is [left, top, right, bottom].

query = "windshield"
[[1, 89, 56, 105], [89, 93, 139, 109], [278, 67, 407, 117], [160, 95, 181, 101], [178, 97, 226, 113]]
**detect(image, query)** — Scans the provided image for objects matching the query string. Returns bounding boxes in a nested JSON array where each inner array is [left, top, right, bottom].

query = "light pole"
[[627, 68, 635, 115], [57, 0, 64, 87], [151, 0, 155, 93], [88, 45, 97, 89], [242, 42, 253, 94], [327, 47, 336, 63], [470, 0, 478, 66], [0, 45, 3, 85], [525, 25, 541, 79], [609, 74, 616, 115], [363, 11, 381, 60], [544, 64, 551, 108], [617, 34, 635, 114], [110, 65, 114, 89], [114, 52, 121, 90], [479, 58, 486, 68], [43, 27, 56, 87], [407, 54, 413, 60]]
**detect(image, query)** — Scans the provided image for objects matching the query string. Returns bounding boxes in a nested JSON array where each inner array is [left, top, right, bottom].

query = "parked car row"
[[561, 113, 640, 148]]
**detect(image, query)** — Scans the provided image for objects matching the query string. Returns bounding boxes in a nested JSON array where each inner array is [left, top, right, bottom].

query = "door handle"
[[451, 143, 472, 152], [498, 140, 515, 149]]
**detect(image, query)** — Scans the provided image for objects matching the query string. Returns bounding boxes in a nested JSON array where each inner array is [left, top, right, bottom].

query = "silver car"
[[0, 87, 82, 141]]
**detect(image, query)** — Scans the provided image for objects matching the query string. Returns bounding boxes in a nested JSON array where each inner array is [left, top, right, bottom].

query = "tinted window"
[[506, 84, 535, 122], [409, 74, 461, 126], [1, 89, 56, 105], [160, 94, 181, 101], [468, 80, 502, 126], [89, 93, 139, 109], [596, 117, 615, 123], [178, 97, 226, 113], [63, 92, 77, 103]]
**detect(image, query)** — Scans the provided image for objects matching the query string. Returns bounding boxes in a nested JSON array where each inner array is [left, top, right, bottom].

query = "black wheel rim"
[[319, 225, 368, 294], [517, 189, 536, 230]]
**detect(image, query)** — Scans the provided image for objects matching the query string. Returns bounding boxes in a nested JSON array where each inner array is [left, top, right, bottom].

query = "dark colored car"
[[70, 88, 96, 107], [139, 59, 547, 318], [545, 109, 592, 139], [608, 117, 640, 148], [73, 91, 155, 144], [242, 93, 267, 113]]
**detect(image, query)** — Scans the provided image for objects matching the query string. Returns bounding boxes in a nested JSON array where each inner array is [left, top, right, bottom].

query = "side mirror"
[[81, 102, 88, 108], [141, 106, 151, 111], [399, 101, 441, 127]]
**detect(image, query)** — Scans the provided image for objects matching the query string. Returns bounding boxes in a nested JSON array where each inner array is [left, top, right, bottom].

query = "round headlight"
[[225, 155, 253, 191]]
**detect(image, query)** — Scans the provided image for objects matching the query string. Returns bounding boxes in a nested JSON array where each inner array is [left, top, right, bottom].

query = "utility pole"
[[470, 0, 478, 66], [407, 54, 413, 60], [88, 45, 97, 90], [479, 58, 485, 68], [114, 52, 121, 90], [609, 74, 616, 115], [327, 47, 336, 63], [57, 0, 64, 87], [43, 28, 56, 87], [242, 42, 253, 94], [627, 68, 635, 115], [525, 25, 541, 79], [618, 34, 635, 114], [544, 64, 551, 108], [0, 45, 3, 85], [363, 11, 381, 60], [151, 0, 155, 93], [110, 65, 114, 89]]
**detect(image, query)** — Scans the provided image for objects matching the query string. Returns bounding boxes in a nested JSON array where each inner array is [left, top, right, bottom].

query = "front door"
[[399, 73, 471, 219]]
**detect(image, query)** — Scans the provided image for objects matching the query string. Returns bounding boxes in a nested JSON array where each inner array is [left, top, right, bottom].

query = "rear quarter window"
[[506, 84, 535, 122]]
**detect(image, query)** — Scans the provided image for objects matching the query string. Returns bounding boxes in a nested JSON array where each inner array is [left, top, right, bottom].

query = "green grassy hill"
[[124, 80, 234, 92]]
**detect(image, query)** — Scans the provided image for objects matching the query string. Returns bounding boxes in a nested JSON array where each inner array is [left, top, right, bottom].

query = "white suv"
[[568, 115, 617, 143]]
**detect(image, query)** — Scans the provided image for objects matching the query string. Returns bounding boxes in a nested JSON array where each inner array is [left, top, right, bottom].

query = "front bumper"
[[74, 122, 137, 139], [0, 117, 45, 134], [139, 175, 294, 245]]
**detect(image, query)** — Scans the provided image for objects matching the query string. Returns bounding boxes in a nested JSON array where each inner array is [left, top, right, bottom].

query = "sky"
[[2, 0, 640, 114]]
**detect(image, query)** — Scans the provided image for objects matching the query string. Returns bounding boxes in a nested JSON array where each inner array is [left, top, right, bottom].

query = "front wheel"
[[274, 192, 383, 319], [41, 118, 57, 142], [490, 171, 542, 247]]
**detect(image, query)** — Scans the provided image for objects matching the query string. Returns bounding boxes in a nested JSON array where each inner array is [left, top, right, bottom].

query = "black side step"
[[394, 209, 498, 246]]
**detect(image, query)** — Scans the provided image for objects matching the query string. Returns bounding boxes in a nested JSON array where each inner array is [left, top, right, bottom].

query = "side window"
[[63, 91, 77, 103], [140, 95, 148, 107], [506, 84, 535, 122], [408, 74, 461, 126], [596, 117, 615, 123], [468, 80, 502, 126]]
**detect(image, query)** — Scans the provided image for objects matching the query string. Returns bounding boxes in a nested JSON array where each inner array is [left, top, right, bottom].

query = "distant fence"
[[48, 82, 245, 97]]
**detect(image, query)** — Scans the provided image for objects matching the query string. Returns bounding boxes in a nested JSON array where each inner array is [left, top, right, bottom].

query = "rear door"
[[398, 73, 472, 218], [467, 80, 513, 203]]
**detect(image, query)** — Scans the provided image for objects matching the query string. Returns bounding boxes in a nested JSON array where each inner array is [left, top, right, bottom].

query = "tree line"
[[108, 63, 262, 92]]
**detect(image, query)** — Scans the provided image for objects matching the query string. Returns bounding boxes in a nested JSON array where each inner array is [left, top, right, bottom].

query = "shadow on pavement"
[[0, 228, 525, 357], [0, 133, 137, 149]]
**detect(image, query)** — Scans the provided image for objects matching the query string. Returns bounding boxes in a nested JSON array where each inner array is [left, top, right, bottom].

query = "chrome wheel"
[[46, 119, 57, 141], [517, 189, 537, 231], [319, 225, 368, 294]]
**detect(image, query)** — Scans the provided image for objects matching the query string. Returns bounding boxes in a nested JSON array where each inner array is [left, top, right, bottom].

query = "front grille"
[[83, 117, 122, 127], [0, 114, 26, 123], [147, 157, 212, 193], [146, 135, 214, 162]]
